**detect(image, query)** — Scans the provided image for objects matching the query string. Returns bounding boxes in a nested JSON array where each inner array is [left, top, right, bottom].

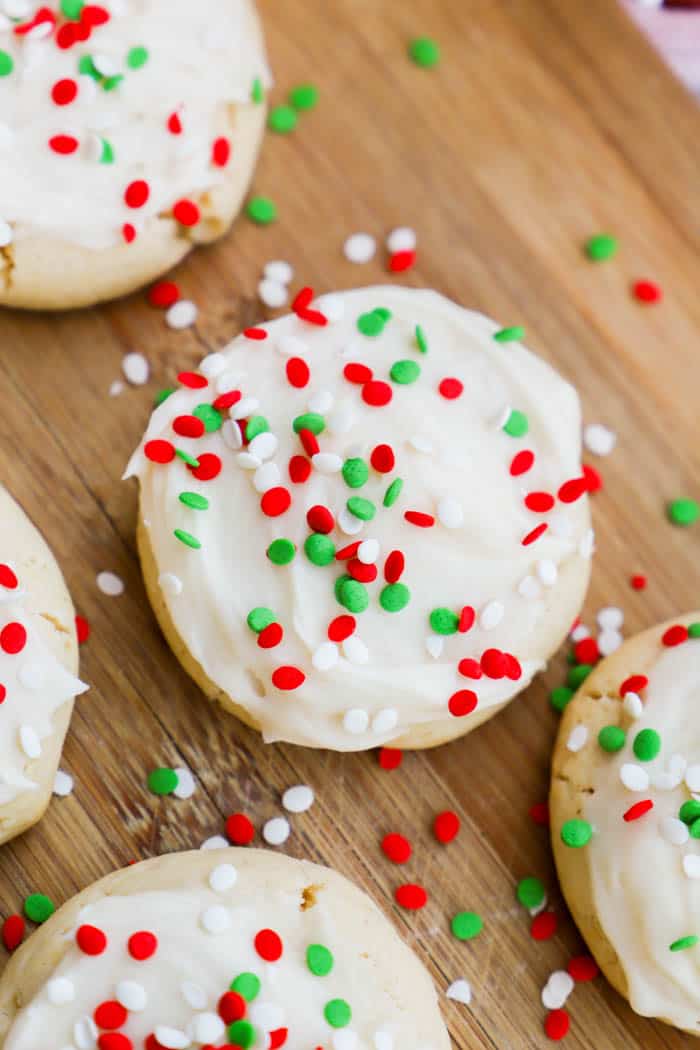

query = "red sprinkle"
[[404, 510, 435, 528], [188, 453, 222, 482], [335, 542, 361, 561], [630, 574, 647, 591], [370, 444, 395, 473], [148, 281, 180, 308], [292, 286, 314, 313], [558, 477, 588, 504], [348, 559, 377, 583], [122, 223, 136, 244], [568, 954, 599, 982], [458, 606, 476, 633], [255, 928, 283, 962], [529, 801, 550, 827], [167, 111, 183, 135], [328, 615, 356, 643], [531, 911, 558, 941], [212, 390, 241, 411], [124, 179, 149, 208], [51, 78, 78, 106], [620, 674, 648, 697], [226, 812, 255, 845], [503, 653, 522, 680], [299, 429, 320, 457], [544, 1009, 570, 1041], [362, 380, 393, 406], [382, 833, 412, 864], [458, 658, 482, 680], [258, 622, 283, 649], [307, 505, 335, 534], [663, 624, 689, 647], [272, 665, 305, 690], [82, 5, 110, 26], [583, 463, 603, 493], [243, 327, 268, 341], [75, 615, 90, 644], [49, 134, 79, 155], [2, 914, 24, 952], [286, 357, 310, 388], [0, 565, 18, 590], [384, 550, 405, 583], [289, 455, 311, 484], [448, 689, 478, 717], [522, 523, 548, 547], [344, 363, 373, 385], [0, 623, 26, 655], [218, 990, 247, 1023], [178, 371, 208, 389], [438, 377, 463, 400], [633, 279, 662, 304], [94, 1000, 127, 1030], [173, 199, 200, 227], [173, 415, 205, 439], [510, 450, 535, 476], [77, 924, 107, 955], [261, 487, 292, 518], [624, 799, 654, 822], [481, 648, 508, 679], [395, 883, 427, 910], [524, 491, 555, 513], [269, 1029, 288, 1050], [434, 810, 460, 844], [97, 1035, 132, 1050], [144, 439, 175, 464], [389, 249, 416, 273], [574, 636, 599, 665], [379, 747, 403, 770], [128, 930, 157, 960], [212, 136, 231, 167]]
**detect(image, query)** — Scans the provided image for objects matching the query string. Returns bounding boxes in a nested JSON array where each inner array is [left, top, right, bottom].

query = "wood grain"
[[1, 1, 699, 1046]]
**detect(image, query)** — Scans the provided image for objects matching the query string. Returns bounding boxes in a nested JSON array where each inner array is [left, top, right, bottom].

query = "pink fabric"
[[622, 1, 700, 94]]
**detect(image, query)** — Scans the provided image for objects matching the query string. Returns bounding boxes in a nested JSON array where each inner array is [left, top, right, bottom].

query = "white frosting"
[[0, 0, 270, 249], [3, 851, 448, 1050], [583, 632, 700, 1030], [0, 569, 87, 804], [126, 287, 591, 750]]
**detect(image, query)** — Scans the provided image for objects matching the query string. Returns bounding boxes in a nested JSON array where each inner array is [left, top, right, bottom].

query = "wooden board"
[[1, 0, 699, 1046]]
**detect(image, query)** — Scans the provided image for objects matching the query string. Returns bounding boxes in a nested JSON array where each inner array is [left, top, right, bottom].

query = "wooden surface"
[[1, 1, 699, 1046]]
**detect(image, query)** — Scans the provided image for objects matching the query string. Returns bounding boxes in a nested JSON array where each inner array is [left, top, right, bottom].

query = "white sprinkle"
[[536, 559, 558, 587], [541, 971, 574, 1011], [494, 404, 512, 430], [264, 260, 293, 284], [566, 725, 588, 753], [249, 1002, 286, 1029], [237, 452, 262, 470], [579, 529, 596, 558], [122, 352, 149, 386], [342, 635, 369, 664], [683, 855, 700, 879], [308, 389, 334, 414], [344, 232, 377, 264], [312, 452, 343, 474], [159, 572, 183, 597], [620, 763, 650, 792], [19, 726, 41, 759], [258, 278, 289, 309], [181, 981, 207, 1010], [200, 905, 230, 934], [282, 784, 314, 813], [479, 600, 504, 631], [570, 623, 590, 642], [232, 396, 260, 420], [209, 862, 238, 893], [374, 1034, 393, 1050], [549, 512, 574, 540], [598, 629, 623, 656], [53, 770, 74, 797], [660, 817, 689, 846], [0, 219, 12, 248], [215, 368, 244, 393], [172, 767, 196, 799], [108, 380, 124, 397], [518, 575, 542, 600], [408, 434, 433, 454], [372, 708, 398, 734], [623, 692, 643, 719], [597, 606, 624, 631], [333, 1032, 358, 1050], [199, 351, 227, 378], [326, 405, 354, 435], [222, 420, 243, 450], [357, 538, 379, 564], [312, 641, 339, 671], [338, 507, 365, 535], [116, 980, 147, 1011], [92, 52, 118, 76], [155, 1026, 190, 1050], [190, 1014, 225, 1045], [165, 299, 197, 330], [200, 835, 228, 851], [386, 226, 416, 253], [97, 571, 124, 597], [47, 977, 75, 1005], [253, 462, 281, 493], [19, 663, 44, 690], [263, 816, 290, 846], [437, 496, 464, 529], [584, 423, 617, 457], [343, 708, 369, 734], [446, 978, 472, 1005], [686, 765, 700, 792], [2, 1, 32, 18], [249, 432, 278, 461], [426, 634, 444, 659], [316, 293, 345, 322], [277, 334, 308, 356], [73, 1017, 98, 1050], [652, 770, 682, 791]]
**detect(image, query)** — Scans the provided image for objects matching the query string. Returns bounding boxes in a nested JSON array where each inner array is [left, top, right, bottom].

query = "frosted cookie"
[[126, 286, 592, 751], [0, 0, 269, 310], [0, 847, 450, 1050], [0, 485, 86, 842], [551, 614, 700, 1034]]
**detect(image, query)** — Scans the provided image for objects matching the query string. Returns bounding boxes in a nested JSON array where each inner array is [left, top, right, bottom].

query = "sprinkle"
[[451, 911, 483, 941], [532, 911, 558, 940], [379, 582, 410, 612], [502, 409, 528, 437], [584, 423, 617, 456], [395, 883, 427, 909], [259, 278, 288, 308], [268, 105, 298, 133], [620, 763, 650, 792], [96, 571, 124, 596], [325, 999, 352, 1028], [383, 478, 404, 507], [663, 623, 689, 647], [408, 37, 440, 67], [174, 529, 201, 550], [211, 136, 230, 165], [404, 510, 434, 528], [264, 260, 294, 284], [343, 635, 369, 664], [173, 199, 200, 227], [226, 812, 255, 845], [379, 747, 402, 770], [544, 1009, 570, 1041], [542, 971, 574, 1011], [670, 935, 698, 952], [124, 179, 149, 208], [48, 976, 75, 1004], [261, 487, 291, 517], [200, 905, 230, 935], [267, 538, 296, 565], [624, 799, 653, 822], [448, 690, 478, 717], [172, 767, 195, 799], [344, 233, 376, 264], [343, 708, 369, 734], [430, 607, 459, 635], [390, 359, 420, 384], [289, 83, 319, 110], [271, 666, 305, 690], [282, 784, 314, 813], [312, 641, 339, 671], [262, 817, 291, 846], [667, 498, 699, 527], [363, 379, 393, 406], [633, 279, 662, 304], [560, 819, 592, 848], [598, 725, 626, 752], [166, 300, 198, 329], [585, 233, 617, 261], [479, 600, 504, 630], [257, 622, 283, 649], [566, 725, 588, 752], [517, 876, 546, 910], [438, 377, 463, 400], [389, 249, 416, 272], [127, 45, 148, 69], [631, 573, 647, 590], [434, 810, 460, 843], [247, 196, 277, 224], [307, 943, 334, 977], [633, 728, 661, 762], [24, 893, 54, 923], [1, 915, 24, 952], [493, 326, 525, 343], [49, 134, 79, 155], [200, 835, 229, 850]]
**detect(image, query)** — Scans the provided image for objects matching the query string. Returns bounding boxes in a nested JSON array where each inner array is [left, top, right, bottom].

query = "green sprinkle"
[[78, 54, 101, 80], [585, 233, 618, 262], [246, 196, 277, 225], [347, 497, 376, 522], [231, 972, 261, 1001], [228, 1020, 255, 1048], [690, 819, 700, 840], [193, 404, 223, 433], [561, 818, 593, 848], [493, 326, 525, 343], [178, 492, 209, 511], [175, 448, 199, 468], [342, 457, 369, 489], [251, 76, 265, 103], [429, 607, 459, 635], [383, 478, 404, 508], [451, 911, 483, 941], [293, 412, 325, 435], [289, 83, 319, 110], [415, 324, 429, 353], [503, 409, 529, 437], [147, 767, 178, 795], [357, 310, 387, 337], [390, 359, 421, 384], [516, 876, 546, 910], [667, 498, 699, 527], [598, 725, 626, 753], [245, 415, 269, 441], [670, 935, 698, 952], [247, 607, 275, 633], [409, 37, 440, 68], [633, 728, 661, 762], [102, 74, 124, 92], [550, 686, 574, 713], [174, 529, 201, 550], [324, 999, 352, 1028], [689, 623, 700, 639], [679, 800, 700, 825], [267, 538, 296, 565], [154, 387, 175, 407], [268, 105, 298, 133], [0, 51, 14, 78], [98, 137, 115, 164], [306, 943, 334, 976], [567, 663, 592, 690], [379, 582, 410, 613], [24, 894, 54, 924], [60, 0, 83, 18], [336, 576, 369, 614], [304, 533, 336, 566], [126, 45, 149, 69]]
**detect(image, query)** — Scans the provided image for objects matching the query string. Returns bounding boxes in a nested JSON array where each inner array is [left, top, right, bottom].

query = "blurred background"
[[623, 0, 700, 95]]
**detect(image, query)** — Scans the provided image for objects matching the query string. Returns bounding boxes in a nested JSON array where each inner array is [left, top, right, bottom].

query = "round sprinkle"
[[667, 498, 699, 527], [380, 582, 410, 612], [228, 1019, 255, 1047], [231, 973, 261, 1001], [272, 666, 305, 690], [293, 412, 325, 435], [262, 816, 290, 846], [451, 911, 483, 941], [336, 577, 369, 613], [670, 935, 698, 952], [409, 37, 440, 67], [395, 883, 427, 910], [77, 924, 107, 955], [560, 819, 592, 848], [390, 359, 420, 384], [550, 686, 573, 712], [0, 52, 14, 78], [342, 457, 370, 489], [448, 690, 478, 717], [267, 538, 296, 565], [147, 768, 178, 795], [434, 810, 460, 843], [429, 607, 459, 635], [633, 279, 662, 304], [289, 82, 319, 110], [247, 196, 277, 224], [598, 725, 626, 753], [24, 894, 54, 924], [126, 46, 149, 69], [503, 409, 529, 437], [268, 105, 298, 133], [517, 876, 546, 910], [282, 785, 314, 813], [680, 800, 700, 825], [307, 943, 334, 976], [344, 233, 376, 264], [633, 728, 661, 762], [97, 571, 124, 597], [585, 233, 618, 261], [324, 999, 352, 1028], [254, 928, 283, 961], [347, 496, 375, 521], [544, 1009, 570, 1041], [166, 300, 198, 329], [305, 533, 336, 566], [247, 607, 275, 633], [357, 311, 386, 337]]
